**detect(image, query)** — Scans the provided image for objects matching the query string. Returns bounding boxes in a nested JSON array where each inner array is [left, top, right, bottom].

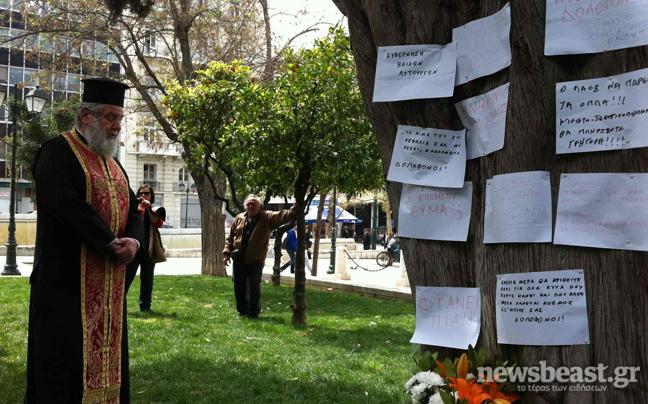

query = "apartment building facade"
[[0, 0, 200, 227]]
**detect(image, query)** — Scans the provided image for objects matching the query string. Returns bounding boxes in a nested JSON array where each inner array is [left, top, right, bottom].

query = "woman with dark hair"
[[125, 184, 166, 312]]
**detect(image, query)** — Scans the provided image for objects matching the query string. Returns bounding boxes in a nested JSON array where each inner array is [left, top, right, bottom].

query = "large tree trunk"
[[334, 1, 647, 403], [271, 223, 292, 286], [383, 195, 393, 236], [291, 152, 312, 325], [326, 191, 337, 238], [310, 191, 327, 277], [193, 170, 226, 276]]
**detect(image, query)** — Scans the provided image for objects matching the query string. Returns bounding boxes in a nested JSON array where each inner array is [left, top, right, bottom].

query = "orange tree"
[[166, 28, 383, 324]]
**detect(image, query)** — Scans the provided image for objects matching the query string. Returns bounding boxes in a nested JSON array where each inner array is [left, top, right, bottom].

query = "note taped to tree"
[[411, 286, 481, 349], [452, 3, 511, 85], [484, 171, 553, 244], [496, 270, 589, 345], [387, 125, 466, 188], [372, 43, 457, 102], [455, 83, 509, 159], [398, 183, 473, 242], [556, 67, 648, 154], [554, 173, 648, 251], [545, 0, 648, 55]]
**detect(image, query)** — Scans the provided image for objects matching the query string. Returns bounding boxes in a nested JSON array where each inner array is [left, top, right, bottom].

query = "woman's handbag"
[[147, 210, 167, 263]]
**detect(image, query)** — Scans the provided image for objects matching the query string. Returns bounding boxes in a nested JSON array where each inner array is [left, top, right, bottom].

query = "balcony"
[[173, 181, 197, 193], [134, 140, 182, 156]]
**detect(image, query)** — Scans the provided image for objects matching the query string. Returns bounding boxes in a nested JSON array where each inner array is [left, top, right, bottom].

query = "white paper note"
[[455, 83, 509, 159], [452, 3, 511, 85], [411, 286, 481, 349], [399, 182, 473, 242], [372, 43, 457, 102], [545, 0, 648, 55], [496, 270, 589, 346], [387, 125, 466, 188], [556, 67, 648, 154], [554, 173, 648, 251], [484, 171, 553, 244]]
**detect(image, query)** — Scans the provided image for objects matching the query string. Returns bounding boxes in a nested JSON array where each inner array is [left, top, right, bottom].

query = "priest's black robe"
[[25, 133, 141, 404]]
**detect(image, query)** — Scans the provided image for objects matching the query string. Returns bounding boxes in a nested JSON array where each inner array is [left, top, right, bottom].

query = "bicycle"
[[376, 247, 400, 268], [344, 249, 386, 272]]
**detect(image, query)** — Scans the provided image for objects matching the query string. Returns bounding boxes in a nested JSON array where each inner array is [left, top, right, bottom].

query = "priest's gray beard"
[[85, 120, 119, 158]]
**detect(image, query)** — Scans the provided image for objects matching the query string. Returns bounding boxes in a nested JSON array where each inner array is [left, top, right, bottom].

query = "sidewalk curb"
[[262, 273, 413, 302]]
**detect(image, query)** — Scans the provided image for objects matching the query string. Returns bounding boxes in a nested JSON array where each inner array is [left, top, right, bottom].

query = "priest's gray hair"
[[244, 194, 263, 208], [74, 102, 106, 127]]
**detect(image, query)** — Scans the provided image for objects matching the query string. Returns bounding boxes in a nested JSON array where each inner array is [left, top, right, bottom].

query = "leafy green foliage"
[[165, 28, 383, 209], [409, 344, 438, 374], [17, 100, 78, 185], [166, 61, 267, 208]]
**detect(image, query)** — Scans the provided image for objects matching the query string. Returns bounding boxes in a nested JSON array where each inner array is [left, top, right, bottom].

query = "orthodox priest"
[[25, 78, 142, 403]]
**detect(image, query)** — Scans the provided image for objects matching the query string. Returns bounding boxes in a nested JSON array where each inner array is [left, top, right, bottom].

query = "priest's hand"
[[109, 238, 139, 265]]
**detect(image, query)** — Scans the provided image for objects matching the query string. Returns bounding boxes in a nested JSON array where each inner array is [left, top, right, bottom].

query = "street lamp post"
[[370, 195, 378, 250], [1, 85, 47, 276], [184, 186, 189, 228], [327, 186, 337, 274], [179, 181, 194, 228]]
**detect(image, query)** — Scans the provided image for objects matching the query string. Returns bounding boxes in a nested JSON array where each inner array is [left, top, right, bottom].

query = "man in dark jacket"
[[25, 78, 141, 403], [223, 195, 295, 318]]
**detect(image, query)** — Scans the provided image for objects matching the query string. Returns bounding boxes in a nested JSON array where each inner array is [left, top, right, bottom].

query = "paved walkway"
[[0, 250, 412, 300]]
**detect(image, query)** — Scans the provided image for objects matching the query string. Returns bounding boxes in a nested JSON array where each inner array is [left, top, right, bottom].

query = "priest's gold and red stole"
[[64, 131, 131, 403]]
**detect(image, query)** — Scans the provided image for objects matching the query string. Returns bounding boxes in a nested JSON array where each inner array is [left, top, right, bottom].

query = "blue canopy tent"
[[304, 205, 362, 224]]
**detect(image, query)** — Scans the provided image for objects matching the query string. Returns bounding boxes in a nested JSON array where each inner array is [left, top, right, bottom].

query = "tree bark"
[[271, 223, 292, 286], [383, 194, 393, 236], [193, 170, 226, 276], [325, 190, 335, 238], [291, 149, 312, 325], [310, 191, 327, 277], [333, 1, 648, 402]]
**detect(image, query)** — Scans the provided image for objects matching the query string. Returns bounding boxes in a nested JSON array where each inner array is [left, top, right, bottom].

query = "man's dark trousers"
[[233, 261, 264, 316]]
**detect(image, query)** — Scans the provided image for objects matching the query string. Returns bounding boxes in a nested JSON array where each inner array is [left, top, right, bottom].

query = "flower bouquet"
[[404, 345, 521, 404]]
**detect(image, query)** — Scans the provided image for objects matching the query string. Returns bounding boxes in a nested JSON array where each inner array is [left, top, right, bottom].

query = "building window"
[[9, 48, 22, 65], [9, 66, 21, 84], [143, 127, 156, 142], [39, 35, 52, 52], [95, 41, 107, 60], [24, 68, 37, 86], [81, 40, 94, 57], [178, 167, 188, 182], [53, 74, 65, 91], [24, 50, 38, 68], [143, 32, 156, 55], [143, 164, 156, 181], [10, 11, 23, 29], [67, 73, 80, 92], [23, 32, 37, 50]]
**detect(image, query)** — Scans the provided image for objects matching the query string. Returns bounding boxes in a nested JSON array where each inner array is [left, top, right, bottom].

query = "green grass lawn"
[[0, 275, 415, 403]]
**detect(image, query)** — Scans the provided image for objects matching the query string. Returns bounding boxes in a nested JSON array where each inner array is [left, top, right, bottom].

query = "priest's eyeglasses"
[[98, 112, 125, 123]]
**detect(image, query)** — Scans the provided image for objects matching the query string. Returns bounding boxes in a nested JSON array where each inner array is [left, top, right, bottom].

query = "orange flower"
[[448, 378, 519, 404], [448, 377, 492, 404], [482, 381, 519, 403], [435, 359, 446, 378], [457, 353, 469, 379]]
